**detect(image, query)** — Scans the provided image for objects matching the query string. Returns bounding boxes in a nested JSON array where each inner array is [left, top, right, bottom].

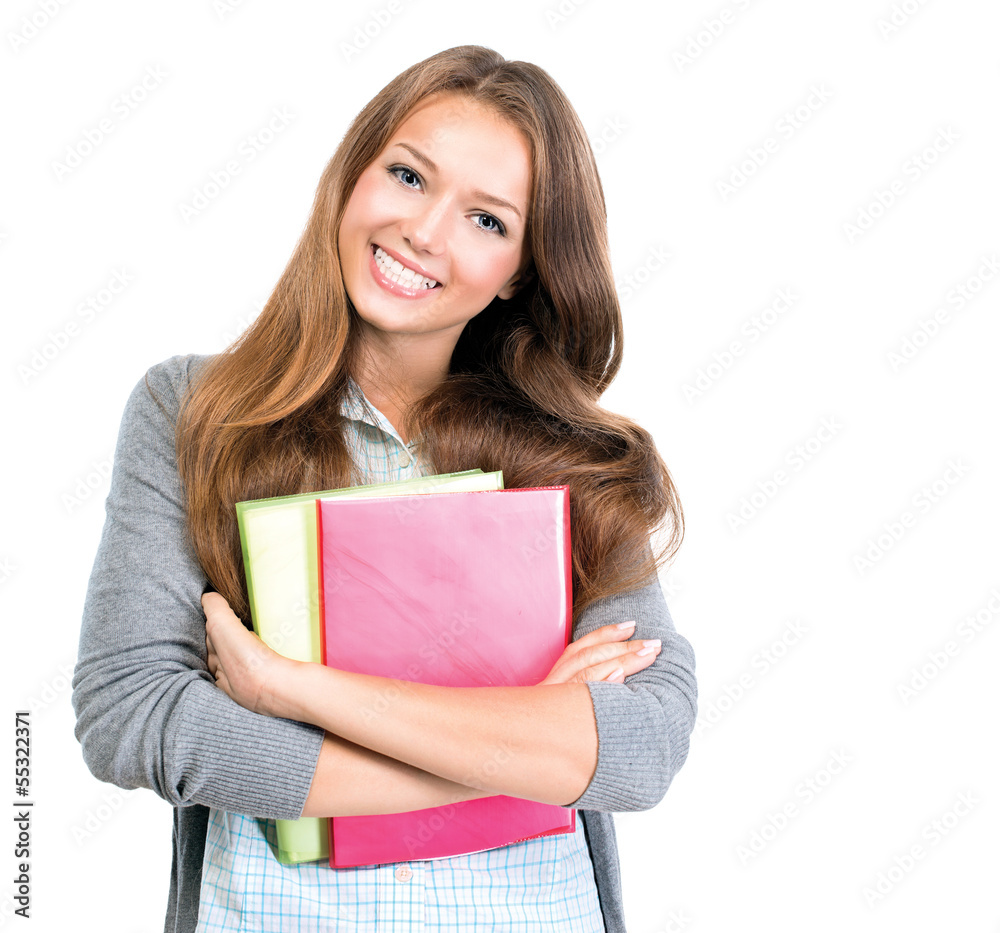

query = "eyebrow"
[[393, 142, 524, 221]]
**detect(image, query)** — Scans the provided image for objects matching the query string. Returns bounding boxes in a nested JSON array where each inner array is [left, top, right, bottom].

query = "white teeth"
[[373, 246, 439, 288]]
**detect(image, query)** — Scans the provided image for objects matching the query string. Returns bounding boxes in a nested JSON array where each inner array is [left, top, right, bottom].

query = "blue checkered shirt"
[[195, 378, 605, 931]]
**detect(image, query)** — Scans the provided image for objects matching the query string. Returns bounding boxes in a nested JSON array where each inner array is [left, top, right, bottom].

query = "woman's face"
[[338, 92, 532, 354]]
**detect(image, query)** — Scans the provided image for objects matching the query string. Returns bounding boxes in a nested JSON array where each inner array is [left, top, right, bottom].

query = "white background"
[[3, 0, 999, 930]]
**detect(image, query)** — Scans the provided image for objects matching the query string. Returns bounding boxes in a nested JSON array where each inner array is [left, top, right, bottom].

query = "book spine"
[[560, 485, 573, 641], [316, 498, 327, 664]]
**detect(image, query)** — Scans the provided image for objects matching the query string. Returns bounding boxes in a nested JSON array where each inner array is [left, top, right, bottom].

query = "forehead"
[[384, 93, 532, 204]]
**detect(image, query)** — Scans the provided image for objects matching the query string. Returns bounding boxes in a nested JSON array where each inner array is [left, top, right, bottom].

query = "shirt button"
[[397, 448, 411, 467], [394, 865, 412, 883]]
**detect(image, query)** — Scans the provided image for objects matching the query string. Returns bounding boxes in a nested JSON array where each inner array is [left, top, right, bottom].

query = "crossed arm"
[[202, 591, 662, 816], [73, 357, 695, 824]]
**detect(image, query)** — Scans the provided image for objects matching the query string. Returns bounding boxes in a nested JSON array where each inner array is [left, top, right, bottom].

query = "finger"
[[588, 643, 663, 684], [202, 591, 225, 617], [558, 622, 637, 666], [202, 591, 241, 628], [571, 656, 631, 683], [213, 670, 231, 696], [578, 634, 658, 669], [540, 622, 652, 686], [570, 621, 637, 650], [626, 637, 662, 658]]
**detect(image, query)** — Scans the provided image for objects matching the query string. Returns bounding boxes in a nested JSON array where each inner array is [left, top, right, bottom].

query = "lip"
[[372, 242, 442, 286], [367, 245, 441, 299]]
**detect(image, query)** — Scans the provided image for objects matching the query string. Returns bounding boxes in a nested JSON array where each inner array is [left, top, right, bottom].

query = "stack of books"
[[236, 469, 575, 868]]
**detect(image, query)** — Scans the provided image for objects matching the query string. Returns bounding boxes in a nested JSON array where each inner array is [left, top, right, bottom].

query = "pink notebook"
[[316, 486, 576, 868]]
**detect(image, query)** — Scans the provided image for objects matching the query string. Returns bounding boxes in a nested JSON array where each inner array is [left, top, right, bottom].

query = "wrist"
[[261, 655, 308, 720]]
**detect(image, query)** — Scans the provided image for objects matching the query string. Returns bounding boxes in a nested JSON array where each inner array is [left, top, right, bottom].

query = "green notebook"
[[235, 468, 505, 864]]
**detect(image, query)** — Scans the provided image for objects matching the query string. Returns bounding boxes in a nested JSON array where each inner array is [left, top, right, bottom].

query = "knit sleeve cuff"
[[165, 677, 326, 820], [565, 630, 697, 813]]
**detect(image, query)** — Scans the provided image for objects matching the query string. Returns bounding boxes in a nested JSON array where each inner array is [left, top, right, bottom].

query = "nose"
[[400, 195, 449, 255]]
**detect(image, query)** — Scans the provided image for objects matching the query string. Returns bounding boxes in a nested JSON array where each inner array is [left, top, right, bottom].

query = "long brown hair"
[[173, 45, 683, 623]]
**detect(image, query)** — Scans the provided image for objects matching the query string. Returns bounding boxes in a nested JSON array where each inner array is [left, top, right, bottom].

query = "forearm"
[[300, 732, 497, 818], [279, 664, 598, 807]]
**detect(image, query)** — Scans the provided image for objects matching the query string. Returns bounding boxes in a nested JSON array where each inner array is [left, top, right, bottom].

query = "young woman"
[[73, 45, 697, 932]]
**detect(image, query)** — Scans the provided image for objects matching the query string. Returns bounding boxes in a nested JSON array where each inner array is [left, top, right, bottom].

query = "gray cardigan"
[[71, 354, 697, 933]]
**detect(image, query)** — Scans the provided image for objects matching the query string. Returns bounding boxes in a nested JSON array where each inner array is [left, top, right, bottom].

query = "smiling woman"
[[71, 44, 697, 933], [338, 92, 534, 433]]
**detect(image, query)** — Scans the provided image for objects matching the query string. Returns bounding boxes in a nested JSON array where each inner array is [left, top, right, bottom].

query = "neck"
[[352, 326, 455, 442]]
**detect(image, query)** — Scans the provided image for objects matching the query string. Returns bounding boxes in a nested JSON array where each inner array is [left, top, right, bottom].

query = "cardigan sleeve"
[[71, 354, 325, 819], [565, 570, 697, 812]]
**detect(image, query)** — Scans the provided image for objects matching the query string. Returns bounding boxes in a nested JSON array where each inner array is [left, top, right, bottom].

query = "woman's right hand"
[[538, 621, 661, 686]]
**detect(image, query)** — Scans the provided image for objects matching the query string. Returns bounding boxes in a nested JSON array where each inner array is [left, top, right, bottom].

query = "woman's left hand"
[[538, 620, 661, 686], [202, 591, 289, 717]]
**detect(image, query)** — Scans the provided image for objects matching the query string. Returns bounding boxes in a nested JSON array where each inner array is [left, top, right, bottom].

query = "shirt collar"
[[339, 376, 375, 425], [340, 377, 420, 451]]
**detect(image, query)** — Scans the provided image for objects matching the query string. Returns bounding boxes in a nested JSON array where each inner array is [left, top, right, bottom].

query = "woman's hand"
[[538, 620, 661, 686], [202, 591, 292, 717]]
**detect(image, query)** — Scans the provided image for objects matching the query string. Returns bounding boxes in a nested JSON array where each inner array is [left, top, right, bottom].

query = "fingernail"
[[606, 667, 625, 681], [616, 621, 636, 630], [642, 639, 661, 649], [637, 646, 660, 657]]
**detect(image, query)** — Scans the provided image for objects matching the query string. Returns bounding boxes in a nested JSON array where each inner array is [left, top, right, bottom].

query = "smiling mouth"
[[372, 244, 442, 289]]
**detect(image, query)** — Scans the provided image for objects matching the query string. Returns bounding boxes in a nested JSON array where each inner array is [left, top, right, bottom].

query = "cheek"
[[347, 170, 402, 231], [340, 173, 382, 246], [458, 245, 521, 292], [472, 251, 518, 294]]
